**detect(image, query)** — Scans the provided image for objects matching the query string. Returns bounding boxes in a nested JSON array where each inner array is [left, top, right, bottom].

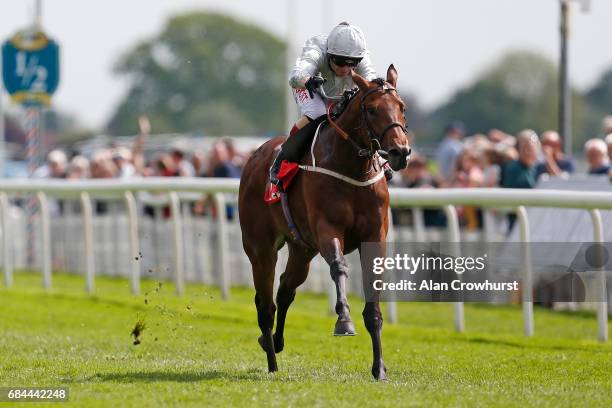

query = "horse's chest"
[[350, 191, 387, 235]]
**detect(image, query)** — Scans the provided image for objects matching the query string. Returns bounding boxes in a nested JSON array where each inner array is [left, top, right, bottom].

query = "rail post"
[[80, 192, 95, 293], [516, 206, 534, 337], [444, 205, 464, 332]]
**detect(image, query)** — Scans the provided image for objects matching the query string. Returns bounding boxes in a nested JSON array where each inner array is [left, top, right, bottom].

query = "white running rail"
[[0, 178, 609, 342]]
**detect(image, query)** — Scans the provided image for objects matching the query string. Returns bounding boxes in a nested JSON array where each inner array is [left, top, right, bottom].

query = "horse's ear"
[[387, 64, 398, 88], [351, 71, 370, 92]]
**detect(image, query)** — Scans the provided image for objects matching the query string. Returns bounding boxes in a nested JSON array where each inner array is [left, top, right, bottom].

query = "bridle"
[[326, 80, 409, 160]]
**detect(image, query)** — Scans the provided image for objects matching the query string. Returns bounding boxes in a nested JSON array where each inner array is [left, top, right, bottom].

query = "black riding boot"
[[270, 116, 326, 189]]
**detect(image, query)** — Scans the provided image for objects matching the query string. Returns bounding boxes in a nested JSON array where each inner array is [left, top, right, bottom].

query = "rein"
[[325, 80, 409, 159], [298, 121, 385, 187]]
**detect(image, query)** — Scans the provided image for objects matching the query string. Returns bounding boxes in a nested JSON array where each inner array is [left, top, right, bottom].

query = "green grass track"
[[0, 272, 610, 407]]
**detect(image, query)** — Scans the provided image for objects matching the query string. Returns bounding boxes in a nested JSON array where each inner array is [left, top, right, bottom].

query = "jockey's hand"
[[305, 76, 326, 99]]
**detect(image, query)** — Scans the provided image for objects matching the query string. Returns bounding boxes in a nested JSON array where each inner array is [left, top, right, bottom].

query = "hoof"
[[273, 333, 284, 353], [333, 319, 356, 336], [259, 335, 278, 372], [372, 362, 388, 381]]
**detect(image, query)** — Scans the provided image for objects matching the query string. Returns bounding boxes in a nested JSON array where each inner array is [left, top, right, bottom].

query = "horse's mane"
[[331, 77, 388, 119]]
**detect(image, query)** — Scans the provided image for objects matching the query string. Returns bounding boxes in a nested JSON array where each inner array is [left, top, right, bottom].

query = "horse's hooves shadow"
[[78, 368, 268, 383]]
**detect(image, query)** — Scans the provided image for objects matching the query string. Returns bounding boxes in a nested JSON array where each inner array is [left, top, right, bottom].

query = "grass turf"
[[0, 272, 610, 407]]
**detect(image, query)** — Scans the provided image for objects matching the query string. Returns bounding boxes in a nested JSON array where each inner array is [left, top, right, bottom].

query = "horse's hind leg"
[[249, 250, 278, 372], [274, 243, 315, 353]]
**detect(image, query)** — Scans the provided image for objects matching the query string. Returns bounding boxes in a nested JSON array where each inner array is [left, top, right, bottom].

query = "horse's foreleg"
[[251, 253, 278, 372], [359, 240, 388, 380], [363, 301, 387, 380], [319, 236, 355, 336], [274, 243, 314, 353]]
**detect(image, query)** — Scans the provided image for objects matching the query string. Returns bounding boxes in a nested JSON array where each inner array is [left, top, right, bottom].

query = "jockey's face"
[[330, 60, 352, 77]]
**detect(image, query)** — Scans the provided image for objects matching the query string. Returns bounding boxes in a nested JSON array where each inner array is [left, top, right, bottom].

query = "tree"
[[429, 50, 585, 148], [107, 12, 286, 136], [586, 67, 612, 108], [584, 67, 612, 137]]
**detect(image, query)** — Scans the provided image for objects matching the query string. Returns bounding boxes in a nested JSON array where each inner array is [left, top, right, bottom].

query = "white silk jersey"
[[288, 35, 378, 97]]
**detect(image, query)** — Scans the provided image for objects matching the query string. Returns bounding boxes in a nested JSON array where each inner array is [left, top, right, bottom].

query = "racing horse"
[[238, 65, 410, 380]]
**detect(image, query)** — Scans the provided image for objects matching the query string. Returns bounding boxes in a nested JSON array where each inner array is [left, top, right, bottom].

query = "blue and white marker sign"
[[2, 29, 60, 106]]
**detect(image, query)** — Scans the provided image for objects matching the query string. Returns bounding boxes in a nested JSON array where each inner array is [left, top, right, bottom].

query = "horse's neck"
[[312, 112, 372, 179]]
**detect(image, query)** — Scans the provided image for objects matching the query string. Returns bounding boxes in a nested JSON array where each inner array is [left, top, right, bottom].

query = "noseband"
[[328, 80, 409, 159]]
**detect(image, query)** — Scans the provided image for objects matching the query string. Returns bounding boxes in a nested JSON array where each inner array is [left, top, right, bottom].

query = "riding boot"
[[269, 115, 326, 189], [269, 150, 284, 189]]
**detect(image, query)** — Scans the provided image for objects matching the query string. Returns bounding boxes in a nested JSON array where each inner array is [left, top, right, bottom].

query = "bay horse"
[[238, 65, 410, 380]]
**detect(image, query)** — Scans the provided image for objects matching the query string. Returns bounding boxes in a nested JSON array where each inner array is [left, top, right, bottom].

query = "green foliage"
[[584, 67, 612, 137], [107, 12, 286, 136], [429, 50, 585, 147], [586, 67, 612, 109], [1, 272, 610, 407]]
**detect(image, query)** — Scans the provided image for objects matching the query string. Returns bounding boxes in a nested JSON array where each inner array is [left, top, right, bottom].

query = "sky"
[[1, 0, 611, 130]]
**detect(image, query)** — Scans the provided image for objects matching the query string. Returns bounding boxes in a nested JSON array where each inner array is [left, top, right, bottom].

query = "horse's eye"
[[367, 107, 377, 116]]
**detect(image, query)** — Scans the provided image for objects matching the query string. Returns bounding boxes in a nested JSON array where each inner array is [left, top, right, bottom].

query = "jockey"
[[270, 22, 392, 189]]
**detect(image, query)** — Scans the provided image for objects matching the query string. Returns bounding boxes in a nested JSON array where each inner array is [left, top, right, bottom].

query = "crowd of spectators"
[[30, 114, 612, 226], [393, 116, 612, 230], [33, 116, 246, 183], [32, 116, 246, 217]]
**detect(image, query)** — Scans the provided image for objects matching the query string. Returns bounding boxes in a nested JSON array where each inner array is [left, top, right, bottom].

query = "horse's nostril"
[[389, 147, 411, 158]]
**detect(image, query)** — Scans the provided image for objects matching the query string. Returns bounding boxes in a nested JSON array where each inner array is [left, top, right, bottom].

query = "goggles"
[[329, 55, 362, 68]]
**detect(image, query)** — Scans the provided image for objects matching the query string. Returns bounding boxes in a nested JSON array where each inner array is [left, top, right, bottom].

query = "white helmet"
[[326, 22, 367, 59]]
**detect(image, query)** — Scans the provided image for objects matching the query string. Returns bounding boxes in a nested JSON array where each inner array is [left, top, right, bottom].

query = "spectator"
[[170, 148, 195, 177], [584, 138, 610, 175], [153, 153, 177, 177], [488, 128, 507, 144], [500, 130, 540, 189], [481, 148, 505, 187], [451, 149, 485, 230], [112, 147, 136, 179], [222, 138, 245, 170], [33, 149, 67, 179], [209, 141, 241, 178], [190, 151, 207, 177], [32, 149, 67, 216], [90, 149, 118, 179], [205, 141, 241, 220], [66, 156, 90, 180], [500, 130, 541, 232], [132, 116, 151, 175], [395, 154, 445, 227], [400, 153, 436, 188], [436, 121, 465, 182], [451, 149, 484, 188], [535, 130, 575, 179]]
